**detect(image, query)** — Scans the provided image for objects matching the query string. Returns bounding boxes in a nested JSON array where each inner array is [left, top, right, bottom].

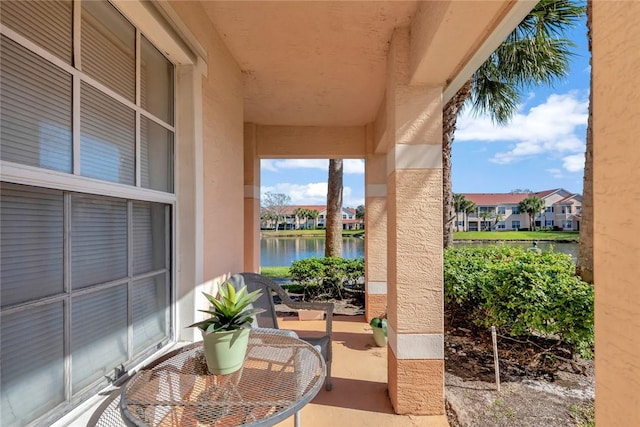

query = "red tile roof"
[[462, 189, 565, 206], [462, 193, 531, 206], [279, 205, 325, 215]]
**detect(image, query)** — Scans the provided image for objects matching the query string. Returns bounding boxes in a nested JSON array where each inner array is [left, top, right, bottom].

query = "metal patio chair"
[[229, 272, 334, 391]]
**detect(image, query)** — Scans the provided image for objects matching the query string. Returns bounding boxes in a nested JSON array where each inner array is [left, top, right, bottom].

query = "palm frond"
[[470, 0, 585, 124]]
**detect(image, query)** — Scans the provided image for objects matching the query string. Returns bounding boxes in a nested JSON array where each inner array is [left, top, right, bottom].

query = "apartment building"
[[457, 189, 582, 232], [262, 205, 363, 230]]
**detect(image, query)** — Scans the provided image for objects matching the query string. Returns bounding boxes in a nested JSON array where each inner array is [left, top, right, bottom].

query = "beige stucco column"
[[384, 28, 444, 415], [592, 2, 640, 425], [364, 153, 387, 322], [243, 123, 261, 273]]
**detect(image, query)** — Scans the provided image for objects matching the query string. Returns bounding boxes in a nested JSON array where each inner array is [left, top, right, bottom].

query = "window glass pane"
[[0, 36, 72, 172], [72, 286, 128, 393], [1, 303, 65, 427], [133, 274, 168, 353], [1, 184, 64, 307], [81, 0, 135, 101], [141, 36, 174, 125], [140, 117, 174, 192], [0, 0, 72, 64], [80, 82, 135, 184], [133, 202, 167, 275], [71, 195, 127, 289]]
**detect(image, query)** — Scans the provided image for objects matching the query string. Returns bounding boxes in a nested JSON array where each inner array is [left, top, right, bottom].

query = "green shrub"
[[289, 257, 364, 300], [444, 246, 594, 357]]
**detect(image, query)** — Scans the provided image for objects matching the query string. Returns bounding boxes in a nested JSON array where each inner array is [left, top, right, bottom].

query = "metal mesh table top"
[[120, 331, 326, 427]]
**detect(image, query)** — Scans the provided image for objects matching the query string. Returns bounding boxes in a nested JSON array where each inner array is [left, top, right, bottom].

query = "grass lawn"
[[260, 266, 291, 278], [454, 230, 579, 241]]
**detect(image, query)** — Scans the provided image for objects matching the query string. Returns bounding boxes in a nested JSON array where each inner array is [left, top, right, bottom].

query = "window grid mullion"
[[127, 200, 134, 361], [72, 74, 81, 176], [64, 192, 72, 401], [73, 0, 81, 70], [0, 25, 175, 134], [135, 30, 141, 187], [165, 206, 172, 339]]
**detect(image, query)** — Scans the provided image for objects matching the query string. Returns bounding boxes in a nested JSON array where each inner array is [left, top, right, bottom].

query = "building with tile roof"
[[456, 188, 581, 231]]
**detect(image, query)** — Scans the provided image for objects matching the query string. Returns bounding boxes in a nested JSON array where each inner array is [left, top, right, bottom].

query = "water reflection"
[[261, 237, 364, 267], [260, 237, 578, 266]]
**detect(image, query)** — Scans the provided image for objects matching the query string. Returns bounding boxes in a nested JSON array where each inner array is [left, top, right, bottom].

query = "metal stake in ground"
[[492, 325, 501, 392]]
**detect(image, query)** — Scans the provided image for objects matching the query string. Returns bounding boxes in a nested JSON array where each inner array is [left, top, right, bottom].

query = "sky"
[[261, 16, 590, 208]]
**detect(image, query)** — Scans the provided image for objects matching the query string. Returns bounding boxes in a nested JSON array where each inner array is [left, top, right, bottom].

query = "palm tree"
[[576, 0, 593, 283], [462, 199, 477, 232], [308, 209, 320, 229], [325, 159, 343, 257], [479, 210, 493, 231], [294, 207, 310, 230], [453, 194, 467, 232], [493, 211, 505, 231], [518, 196, 546, 231], [442, 0, 585, 248]]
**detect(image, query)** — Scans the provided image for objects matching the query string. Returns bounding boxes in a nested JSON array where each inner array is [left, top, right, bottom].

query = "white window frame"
[[1, 1, 208, 425]]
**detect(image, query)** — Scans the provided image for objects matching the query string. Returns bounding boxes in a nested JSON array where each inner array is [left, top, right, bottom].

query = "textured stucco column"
[[243, 123, 261, 273], [592, 2, 640, 425], [364, 153, 387, 322], [385, 28, 444, 415]]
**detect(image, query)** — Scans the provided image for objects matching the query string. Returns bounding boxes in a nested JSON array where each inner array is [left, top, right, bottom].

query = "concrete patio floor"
[[274, 315, 450, 427]]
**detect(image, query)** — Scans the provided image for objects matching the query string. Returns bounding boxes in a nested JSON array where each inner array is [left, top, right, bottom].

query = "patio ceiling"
[[202, 0, 530, 128]]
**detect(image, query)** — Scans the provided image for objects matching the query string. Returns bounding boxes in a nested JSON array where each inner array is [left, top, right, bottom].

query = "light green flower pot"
[[372, 326, 387, 347], [202, 328, 250, 375]]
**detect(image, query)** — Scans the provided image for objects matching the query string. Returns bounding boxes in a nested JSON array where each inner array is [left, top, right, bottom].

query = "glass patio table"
[[120, 331, 326, 427]]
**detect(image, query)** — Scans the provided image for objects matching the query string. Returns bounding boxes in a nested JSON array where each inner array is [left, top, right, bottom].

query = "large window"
[[511, 220, 521, 229], [0, 1, 175, 425]]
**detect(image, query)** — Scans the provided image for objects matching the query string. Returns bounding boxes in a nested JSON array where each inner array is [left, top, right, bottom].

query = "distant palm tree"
[[479, 210, 493, 231], [453, 193, 467, 232], [493, 211, 505, 231], [442, 0, 585, 247], [518, 196, 546, 231], [462, 199, 477, 232], [308, 209, 320, 229]]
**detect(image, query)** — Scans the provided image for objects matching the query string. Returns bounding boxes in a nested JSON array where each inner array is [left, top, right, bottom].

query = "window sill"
[[51, 340, 191, 427]]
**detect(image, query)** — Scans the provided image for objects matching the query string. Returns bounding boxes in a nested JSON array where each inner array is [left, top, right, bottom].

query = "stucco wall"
[[170, 2, 245, 284], [592, 2, 640, 425]]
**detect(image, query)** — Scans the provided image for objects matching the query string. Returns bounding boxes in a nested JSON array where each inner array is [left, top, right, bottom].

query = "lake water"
[[261, 237, 578, 266]]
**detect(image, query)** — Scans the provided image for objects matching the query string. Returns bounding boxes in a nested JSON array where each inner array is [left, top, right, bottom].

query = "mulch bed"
[[444, 313, 593, 383]]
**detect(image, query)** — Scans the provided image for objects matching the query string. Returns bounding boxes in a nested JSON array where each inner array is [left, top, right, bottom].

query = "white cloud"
[[261, 182, 363, 207], [274, 159, 327, 170], [546, 168, 564, 179], [260, 159, 278, 172], [457, 92, 588, 171], [260, 159, 364, 174], [562, 153, 585, 172], [343, 159, 365, 174]]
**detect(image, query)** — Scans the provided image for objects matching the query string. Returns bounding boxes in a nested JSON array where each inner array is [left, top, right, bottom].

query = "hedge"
[[444, 246, 594, 357], [289, 257, 364, 300]]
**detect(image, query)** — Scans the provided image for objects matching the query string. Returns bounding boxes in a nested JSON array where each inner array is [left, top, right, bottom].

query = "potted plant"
[[369, 312, 387, 347], [188, 282, 263, 374]]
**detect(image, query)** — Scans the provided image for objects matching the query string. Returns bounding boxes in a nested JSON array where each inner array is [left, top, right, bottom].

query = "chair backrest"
[[228, 273, 279, 329]]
